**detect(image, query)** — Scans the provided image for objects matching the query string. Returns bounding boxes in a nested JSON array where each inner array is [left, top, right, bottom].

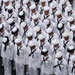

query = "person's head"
[[44, 6, 49, 15], [3, 0, 9, 6], [38, 34, 45, 43], [40, 0, 46, 7], [12, 27, 19, 37], [26, 32, 33, 40], [55, 52, 63, 61], [41, 49, 48, 56], [30, 5, 36, 13], [67, 46, 75, 55], [28, 41, 36, 50], [62, 32, 69, 40], [15, 38, 22, 46]]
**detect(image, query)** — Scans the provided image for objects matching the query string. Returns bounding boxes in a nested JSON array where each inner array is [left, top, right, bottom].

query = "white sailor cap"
[[34, 26, 40, 32], [10, 0, 14, 1], [58, 23, 63, 28], [60, 0, 66, 5], [15, 37, 22, 44], [3, 0, 9, 2], [42, 49, 48, 53], [55, 51, 63, 58], [46, 28, 53, 33], [2, 37, 8, 43], [26, 32, 33, 37], [7, 18, 14, 24], [67, 16, 74, 22], [0, 24, 4, 30], [68, 45, 74, 50], [43, 19, 49, 25], [21, 22, 27, 28], [50, 3, 56, 9], [44, 6, 49, 11], [66, 6, 72, 12], [55, 10, 61, 16], [28, 41, 35, 47], [30, 4, 36, 10], [38, 34, 45, 40], [12, 27, 18, 33], [71, 25, 75, 31], [62, 31, 69, 37], [15, 3, 21, 9], [52, 39, 59, 45], [19, 11, 24, 16], [40, 0, 46, 2], [7, 5, 13, 10], [23, 0, 29, 3], [32, 15, 38, 20], [71, 55, 75, 61]]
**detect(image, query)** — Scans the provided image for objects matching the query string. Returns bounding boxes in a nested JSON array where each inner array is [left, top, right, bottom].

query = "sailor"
[[41, 48, 53, 75], [54, 51, 67, 75], [1, 36, 14, 75], [14, 37, 26, 75], [28, 40, 41, 75]]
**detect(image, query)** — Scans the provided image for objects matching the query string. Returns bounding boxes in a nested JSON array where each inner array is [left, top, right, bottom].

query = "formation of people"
[[0, 0, 75, 75]]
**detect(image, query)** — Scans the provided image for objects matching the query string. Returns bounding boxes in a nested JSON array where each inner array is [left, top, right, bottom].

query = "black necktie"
[[71, 63, 75, 73], [48, 35, 53, 43], [53, 46, 59, 54], [17, 46, 22, 56], [68, 54, 70, 64], [63, 40, 68, 49]]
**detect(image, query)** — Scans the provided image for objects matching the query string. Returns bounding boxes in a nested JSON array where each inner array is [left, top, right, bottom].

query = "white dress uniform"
[[70, 25, 75, 44], [28, 41, 41, 75], [41, 49, 53, 75], [54, 52, 67, 75], [69, 56, 75, 75], [14, 38, 26, 75], [1, 37, 14, 75]]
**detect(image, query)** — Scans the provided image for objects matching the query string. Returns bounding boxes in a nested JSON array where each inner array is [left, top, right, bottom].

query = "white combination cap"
[[15, 3, 21, 9], [44, 6, 49, 11], [71, 25, 75, 31], [55, 10, 61, 16], [23, 0, 29, 3], [7, 5, 13, 10], [52, 39, 59, 45], [67, 16, 74, 22], [42, 49, 48, 53], [68, 45, 74, 50], [26, 32, 33, 37], [71, 55, 75, 61], [62, 31, 69, 37], [28, 41, 35, 47], [40, 0, 46, 2], [46, 28, 53, 33], [34, 26, 40, 32], [15, 37, 22, 44], [30, 4, 36, 10], [43, 19, 49, 25], [38, 34, 45, 40], [60, 0, 66, 5], [58, 23, 63, 28], [2, 37, 7, 43], [0, 24, 3, 29], [32, 15, 38, 20], [55, 52, 63, 58], [7, 18, 14, 24], [3, 0, 9, 2], [19, 11, 24, 16], [12, 27, 17, 33], [21, 22, 27, 28], [66, 6, 72, 12]]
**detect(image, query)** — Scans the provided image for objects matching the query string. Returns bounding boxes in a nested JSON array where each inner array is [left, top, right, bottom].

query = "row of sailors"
[[1, 34, 75, 75], [0, 21, 75, 75]]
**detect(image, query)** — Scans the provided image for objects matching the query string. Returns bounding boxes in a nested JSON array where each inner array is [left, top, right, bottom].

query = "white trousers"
[[15, 63, 24, 75], [3, 58, 11, 75]]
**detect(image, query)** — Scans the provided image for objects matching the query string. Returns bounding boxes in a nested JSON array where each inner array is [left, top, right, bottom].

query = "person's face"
[[37, 29, 41, 34], [30, 45, 36, 49], [0, 28, 4, 33], [5, 2, 9, 6], [27, 36, 33, 40], [57, 14, 62, 18], [64, 36, 69, 40], [40, 38, 45, 43], [0, 17, 2, 22], [49, 31, 54, 36], [17, 42, 22, 46], [41, 2, 46, 7], [31, 9, 36, 13], [57, 56, 62, 61], [54, 43, 59, 47], [34, 18, 38, 22], [44, 10, 49, 15]]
